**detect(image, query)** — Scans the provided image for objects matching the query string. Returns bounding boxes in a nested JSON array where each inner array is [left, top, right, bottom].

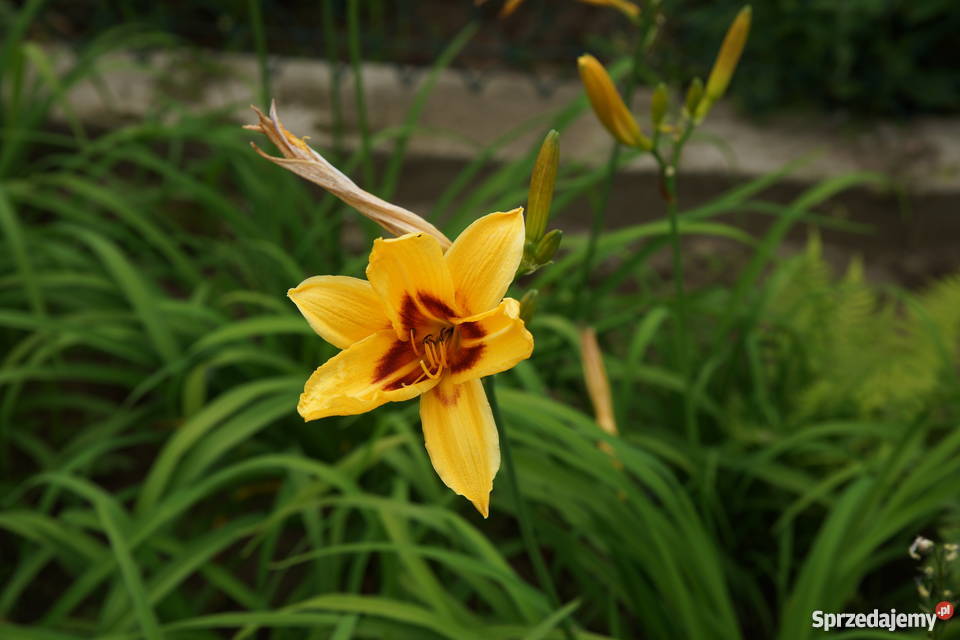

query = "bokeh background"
[[2, 1, 959, 639]]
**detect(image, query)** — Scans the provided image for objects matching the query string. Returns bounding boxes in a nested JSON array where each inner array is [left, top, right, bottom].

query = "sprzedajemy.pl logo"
[[811, 602, 953, 633]]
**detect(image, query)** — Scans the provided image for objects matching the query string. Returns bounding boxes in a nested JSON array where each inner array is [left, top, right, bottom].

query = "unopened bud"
[[683, 77, 704, 120], [577, 54, 651, 150], [519, 289, 538, 323], [526, 130, 559, 244], [533, 229, 562, 265], [579, 327, 618, 435], [498, 0, 524, 18], [578, 0, 640, 20], [651, 83, 668, 130], [695, 6, 751, 123]]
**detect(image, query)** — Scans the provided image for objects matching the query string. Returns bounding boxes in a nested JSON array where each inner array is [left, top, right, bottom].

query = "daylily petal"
[[298, 329, 438, 420], [420, 377, 500, 517], [288, 275, 391, 349], [366, 233, 459, 337], [448, 298, 534, 385], [445, 209, 525, 315]]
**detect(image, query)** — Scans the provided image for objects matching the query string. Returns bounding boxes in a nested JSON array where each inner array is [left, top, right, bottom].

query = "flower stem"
[[572, 143, 619, 320], [572, 32, 647, 321], [347, 0, 374, 187], [655, 124, 696, 443], [247, 0, 270, 109], [485, 376, 578, 640]]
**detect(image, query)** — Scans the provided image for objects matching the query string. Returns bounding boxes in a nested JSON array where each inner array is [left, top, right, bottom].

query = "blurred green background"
[[20, 0, 960, 115], [1, 1, 959, 639]]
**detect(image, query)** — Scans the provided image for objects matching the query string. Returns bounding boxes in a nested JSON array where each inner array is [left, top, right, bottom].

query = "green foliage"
[[2, 2, 960, 640], [766, 235, 960, 420]]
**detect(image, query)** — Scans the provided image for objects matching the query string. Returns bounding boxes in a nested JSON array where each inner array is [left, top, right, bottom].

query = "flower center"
[[410, 326, 455, 381]]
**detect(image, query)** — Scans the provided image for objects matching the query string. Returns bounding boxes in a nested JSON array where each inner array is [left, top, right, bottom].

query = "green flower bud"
[[651, 82, 668, 130], [683, 77, 704, 121], [519, 289, 539, 324], [533, 229, 563, 265]]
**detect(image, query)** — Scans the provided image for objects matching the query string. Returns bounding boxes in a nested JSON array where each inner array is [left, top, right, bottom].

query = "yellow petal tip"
[[471, 495, 490, 518]]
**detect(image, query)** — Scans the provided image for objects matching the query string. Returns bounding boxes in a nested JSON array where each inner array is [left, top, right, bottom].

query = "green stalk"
[[322, 0, 345, 162], [347, 0, 374, 188], [572, 143, 619, 319], [379, 21, 479, 201], [656, 124, 696, 442], [247, 0, 270, 109], [322, 0, 344, 270], [572, 29, 648, 320], [484, 376, 578, 640]]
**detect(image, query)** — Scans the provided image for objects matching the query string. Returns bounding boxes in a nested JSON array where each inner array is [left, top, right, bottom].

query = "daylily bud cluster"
[[518, 130, 563, 276], [577, 6, 751, 160]]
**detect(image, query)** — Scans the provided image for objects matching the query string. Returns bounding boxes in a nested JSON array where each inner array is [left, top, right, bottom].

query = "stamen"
[[406, 370, 428, 386], [419, 359, 441, 379], [410, 329, 419, 355], [423, 342, 434, 368]]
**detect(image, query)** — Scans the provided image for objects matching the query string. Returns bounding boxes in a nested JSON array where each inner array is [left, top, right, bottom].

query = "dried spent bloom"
[[246, 102, 450, 248], [288, 209, 533, 517], [578, 54, 651, 150], [579, 327, 618, 435]]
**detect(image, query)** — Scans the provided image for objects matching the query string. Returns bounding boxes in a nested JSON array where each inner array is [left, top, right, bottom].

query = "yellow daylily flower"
[[289, 209, 534, 517]]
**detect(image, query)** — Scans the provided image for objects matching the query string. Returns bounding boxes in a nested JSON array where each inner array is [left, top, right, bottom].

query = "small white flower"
[[909, 536, 935, 560]]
